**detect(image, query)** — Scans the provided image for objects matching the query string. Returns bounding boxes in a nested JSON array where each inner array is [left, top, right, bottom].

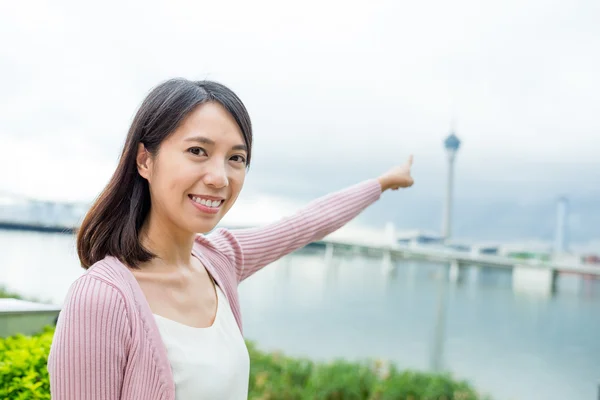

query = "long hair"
[[76, 78, 253, 269]]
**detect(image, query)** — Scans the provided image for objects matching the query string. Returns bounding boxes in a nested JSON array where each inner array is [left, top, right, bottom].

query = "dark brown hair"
[[76, 78, 253, 269]]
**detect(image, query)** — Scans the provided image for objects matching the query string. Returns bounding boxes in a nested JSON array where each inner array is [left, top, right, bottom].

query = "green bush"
[[0, 327, 490, 400], [0, 285, 47, 303], [0, 285, 25, 300], [0, 326, 53, 400], [369, 365, 481, 400], [245, 341, 490, 400]]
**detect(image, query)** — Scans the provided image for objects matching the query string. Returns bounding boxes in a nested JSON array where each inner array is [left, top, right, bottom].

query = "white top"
[[153, 285, 250, 400]]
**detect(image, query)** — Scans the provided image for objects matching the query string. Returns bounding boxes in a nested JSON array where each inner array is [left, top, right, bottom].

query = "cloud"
[[0, 0, 598, 208]]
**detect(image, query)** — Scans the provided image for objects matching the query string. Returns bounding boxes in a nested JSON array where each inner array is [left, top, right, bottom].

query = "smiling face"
[[137, 101, 248, 235]]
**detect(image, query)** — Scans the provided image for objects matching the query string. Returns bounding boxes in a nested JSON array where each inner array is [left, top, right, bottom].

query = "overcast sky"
[[1, 0, 599, 242]]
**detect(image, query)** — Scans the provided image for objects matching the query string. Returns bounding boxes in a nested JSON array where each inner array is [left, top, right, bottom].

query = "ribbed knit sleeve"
[[208, 179, 382, 282], [47, 275, 132, 400]]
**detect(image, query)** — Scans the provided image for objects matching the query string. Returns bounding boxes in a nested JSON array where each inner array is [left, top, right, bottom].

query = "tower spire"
[[442, 125, 461, 241]]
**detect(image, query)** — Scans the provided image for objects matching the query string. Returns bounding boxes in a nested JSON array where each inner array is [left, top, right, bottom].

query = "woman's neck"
[[139, 209, 196, 270]]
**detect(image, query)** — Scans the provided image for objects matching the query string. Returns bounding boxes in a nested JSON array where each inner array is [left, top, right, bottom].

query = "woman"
[[47, 78, 414, 400]]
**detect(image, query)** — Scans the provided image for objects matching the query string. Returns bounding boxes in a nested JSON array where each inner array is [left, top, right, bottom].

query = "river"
[[1, 230, 599, 399]]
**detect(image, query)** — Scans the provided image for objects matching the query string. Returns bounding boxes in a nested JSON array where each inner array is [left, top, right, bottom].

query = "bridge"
[[312, 238, 600, 295], [311, 235, 600, 297], [319, 236, 599, 274]]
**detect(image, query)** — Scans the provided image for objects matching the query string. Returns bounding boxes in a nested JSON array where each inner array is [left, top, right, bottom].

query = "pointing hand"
[[377, 155, 414, 192]]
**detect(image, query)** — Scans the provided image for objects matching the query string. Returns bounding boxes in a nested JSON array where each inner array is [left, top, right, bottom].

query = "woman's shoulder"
[[194, 228, 242, 262], [193, 229, 242, 281], [51, 257, 135, 362], [85, 257, 134, 291], [63, 256, 136, 310]]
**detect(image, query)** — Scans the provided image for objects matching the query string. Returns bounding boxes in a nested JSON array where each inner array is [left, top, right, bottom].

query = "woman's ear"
[[136, 143, 151, 180]]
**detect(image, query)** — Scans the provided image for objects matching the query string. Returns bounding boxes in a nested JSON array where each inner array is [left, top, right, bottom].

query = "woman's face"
[[138, 101, 248, 235]]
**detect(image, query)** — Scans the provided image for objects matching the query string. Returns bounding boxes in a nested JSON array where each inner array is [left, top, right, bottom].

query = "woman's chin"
[[182, 202, 230, 234], [188, 219, 221, 235]]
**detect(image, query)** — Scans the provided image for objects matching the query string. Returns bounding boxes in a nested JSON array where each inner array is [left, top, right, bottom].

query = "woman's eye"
[[188, 147, 207, 156], [231, 155, 247, 164]]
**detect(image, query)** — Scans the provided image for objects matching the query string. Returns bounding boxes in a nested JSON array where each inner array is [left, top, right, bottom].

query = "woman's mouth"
[[189, 195, 224, 214]]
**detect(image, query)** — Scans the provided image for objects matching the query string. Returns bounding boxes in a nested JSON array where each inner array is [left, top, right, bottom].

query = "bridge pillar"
[[448, 260, 460, 283], [408, 262, 417, 277], [512, 264, 556, 297], [382, 250, 394, 273], [324, 243, 334, 264], [384, 221, 397, 246], [466, 265, 480, 285]]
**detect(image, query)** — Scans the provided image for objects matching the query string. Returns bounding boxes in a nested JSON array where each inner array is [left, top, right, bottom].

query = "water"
[[1, 230, 599, 400]]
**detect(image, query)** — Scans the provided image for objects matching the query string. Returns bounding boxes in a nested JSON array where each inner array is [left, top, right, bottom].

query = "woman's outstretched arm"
[[47, 275, 131, 400], [205, 156, 414, 282]]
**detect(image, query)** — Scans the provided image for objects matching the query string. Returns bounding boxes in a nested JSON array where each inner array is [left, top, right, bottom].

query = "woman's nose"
[[202, 162, 229, 188]]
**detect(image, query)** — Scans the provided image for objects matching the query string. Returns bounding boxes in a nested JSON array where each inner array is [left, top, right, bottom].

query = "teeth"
[[192, 196, 222, 208]]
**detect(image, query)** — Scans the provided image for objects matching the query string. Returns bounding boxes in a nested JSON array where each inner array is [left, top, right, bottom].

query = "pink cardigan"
[[47, 179, 382, 399]]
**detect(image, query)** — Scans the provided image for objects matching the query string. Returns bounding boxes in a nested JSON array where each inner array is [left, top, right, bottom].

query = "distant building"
[[0, 195, 89, 231], [582, 254, 600, 265], [396, 230, 445, 246]]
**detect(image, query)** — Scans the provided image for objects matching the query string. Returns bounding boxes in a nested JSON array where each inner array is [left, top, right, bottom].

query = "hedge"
[[0, 326, 53, 400], [0, 285, 26, 301], [0, 326, 491, 399]]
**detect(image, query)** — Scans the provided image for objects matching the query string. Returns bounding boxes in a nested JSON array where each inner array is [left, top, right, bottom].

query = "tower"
[[554, 196, 569, 253], [442, 130, 460, 242]]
